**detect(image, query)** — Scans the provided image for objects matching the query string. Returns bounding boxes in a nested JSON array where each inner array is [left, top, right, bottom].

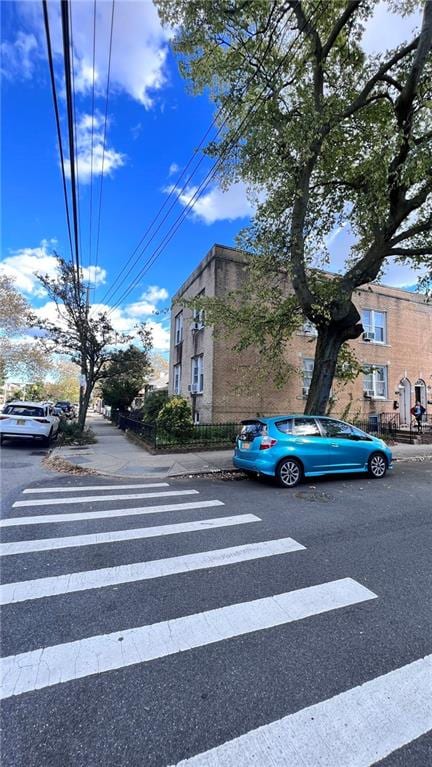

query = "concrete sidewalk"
[[48, 412, 432, 479]]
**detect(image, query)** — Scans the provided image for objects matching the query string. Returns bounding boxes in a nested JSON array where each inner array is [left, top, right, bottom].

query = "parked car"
[[55, 401, 74, 418], [233, 415, 393, 488], [0, 401, 60, 446]]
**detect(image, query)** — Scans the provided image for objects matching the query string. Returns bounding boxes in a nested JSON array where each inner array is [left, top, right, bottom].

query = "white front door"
[[399, 378, 411, 425]]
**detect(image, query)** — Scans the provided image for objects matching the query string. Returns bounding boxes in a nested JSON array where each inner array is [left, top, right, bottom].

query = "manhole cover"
[[295, 490, 334, 503]]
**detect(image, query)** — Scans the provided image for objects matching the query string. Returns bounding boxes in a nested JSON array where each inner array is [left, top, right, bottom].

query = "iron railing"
[[112, 414, 238, 450]]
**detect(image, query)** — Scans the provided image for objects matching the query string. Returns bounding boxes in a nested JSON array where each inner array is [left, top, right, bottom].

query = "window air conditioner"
[[364, 389, 375, 398], [190, 383, 199, 394], [191, 321, 200, 331], [302, 387, 310, 397], [362, 331, 375, 341]]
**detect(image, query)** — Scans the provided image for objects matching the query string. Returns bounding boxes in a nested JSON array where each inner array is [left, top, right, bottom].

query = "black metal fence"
[[113, 414, 238, 450]]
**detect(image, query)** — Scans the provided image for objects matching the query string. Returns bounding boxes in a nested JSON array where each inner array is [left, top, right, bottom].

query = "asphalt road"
[[1, 461, 431, 766], [0, 439, 56, 508]]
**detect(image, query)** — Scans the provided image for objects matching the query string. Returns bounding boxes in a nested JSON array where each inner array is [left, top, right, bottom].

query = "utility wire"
[[60, 0, 81, 292], [108, 1, 324, 315], [88, 0, 97, 282], [68, 0, 84, 281], [100, 4, 294, 307], [92, 0, 115, 301], [41, 0, 74, 265]]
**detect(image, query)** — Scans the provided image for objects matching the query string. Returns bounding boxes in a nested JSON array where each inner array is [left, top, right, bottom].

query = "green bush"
[[139, 389, 169, 423], [156, 396, 194, 444]]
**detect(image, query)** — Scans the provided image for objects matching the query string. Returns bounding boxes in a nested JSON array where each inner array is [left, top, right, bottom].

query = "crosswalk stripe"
[[0, 514, 260, 557], [12, 490, 199, 508], [22, 483, 169, 494], [0, 500, 225, 528], [0, 578, 376, 699], [172, 654, 432, 767], [0, 537, 305, 605]]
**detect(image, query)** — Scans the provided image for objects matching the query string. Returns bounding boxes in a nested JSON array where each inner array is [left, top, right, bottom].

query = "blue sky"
[[0, 1, 424, 353]]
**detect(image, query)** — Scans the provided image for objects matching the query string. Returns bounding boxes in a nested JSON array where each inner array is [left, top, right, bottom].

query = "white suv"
[[0, 401, 60, 446]]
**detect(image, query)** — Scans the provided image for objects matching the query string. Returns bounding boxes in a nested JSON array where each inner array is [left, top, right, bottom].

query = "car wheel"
[[368, 452, 387, 479], [277, 457, 303, 488], [43, 429, 53, 447]]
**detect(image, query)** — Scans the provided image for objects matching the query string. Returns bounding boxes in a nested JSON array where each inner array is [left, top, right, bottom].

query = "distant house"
[[169, 244, 432, 425]]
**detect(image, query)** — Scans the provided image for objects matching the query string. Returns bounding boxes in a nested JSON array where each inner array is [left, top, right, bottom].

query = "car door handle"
[[330, 443, 339, 447]]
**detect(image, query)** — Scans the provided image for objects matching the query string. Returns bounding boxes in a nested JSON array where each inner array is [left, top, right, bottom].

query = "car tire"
[[43, 429, 53, 447], [0, 435, 4, 446], [368, 452, 387, 479], [276, 457, 303, 488]]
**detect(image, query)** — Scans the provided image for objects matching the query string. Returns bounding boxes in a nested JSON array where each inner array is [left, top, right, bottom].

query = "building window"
[[192, 290, 205, 329], [363, 365, 388, 398], [173, 364, 181, 395], [174, 312, 183, 345], [191, 355, 204, 393], [362, 309, 386, 343], [302, 358, 314, 397]]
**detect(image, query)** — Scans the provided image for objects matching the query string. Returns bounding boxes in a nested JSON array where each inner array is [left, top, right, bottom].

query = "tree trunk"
[[78, 381, 93, 431], [305, 326, 344, 415]]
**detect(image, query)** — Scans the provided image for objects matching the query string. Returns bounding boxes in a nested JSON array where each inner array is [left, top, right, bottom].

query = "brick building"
[[169, 244, 432, 425]]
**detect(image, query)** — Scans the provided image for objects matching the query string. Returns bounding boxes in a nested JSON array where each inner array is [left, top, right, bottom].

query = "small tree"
[[0, 274, 52, 383], [100, 344, 152, 412], [33, 256, 133, 430]]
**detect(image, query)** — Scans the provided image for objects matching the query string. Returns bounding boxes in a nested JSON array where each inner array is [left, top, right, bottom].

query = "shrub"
[[156, 396, 194, 443], [139, 389, 169, 423], [59, 420, 97, 445]]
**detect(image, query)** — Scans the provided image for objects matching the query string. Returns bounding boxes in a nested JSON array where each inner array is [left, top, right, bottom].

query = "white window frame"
[[363, 365, 388, 399], [192, 290, 205, 329], [174, 312, 183, 346], [362, 309, 387, 344], [302, 357, 314, 397], [173, 363, 181, 395], [191, 355, 204, 393]]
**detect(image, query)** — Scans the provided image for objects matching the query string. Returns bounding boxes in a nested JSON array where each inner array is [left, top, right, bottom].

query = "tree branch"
[[388, 247, 432, 256], [322, 0, 361, 59]]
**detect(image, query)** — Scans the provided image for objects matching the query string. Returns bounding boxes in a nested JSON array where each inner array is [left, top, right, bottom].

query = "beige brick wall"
[[169, 245, 432, 425]]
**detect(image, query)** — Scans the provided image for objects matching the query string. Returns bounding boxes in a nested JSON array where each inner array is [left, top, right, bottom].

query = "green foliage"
[[138, 389, 169, 423], [157, 0, 432, 413], [100, 344, 152, 411], [156, 396, 194, 443]]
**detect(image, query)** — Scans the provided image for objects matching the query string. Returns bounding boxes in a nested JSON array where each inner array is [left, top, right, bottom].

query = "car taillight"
[[0, 415, 9, 420], [34, 418, 50, 423], [259, 437, 277, 450]]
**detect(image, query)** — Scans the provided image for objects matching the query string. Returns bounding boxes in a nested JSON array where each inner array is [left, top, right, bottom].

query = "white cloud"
[[0, 241, 106, 296], [123, 285, 169, 318], [361, 2, 422, 54], [141, 285, 169, 303], [8, 0, 169, 108], [169, 162, 180, 176], [168, 180, 256, 224], [64, 112, 125, 184], [0, 31, 39, 80]]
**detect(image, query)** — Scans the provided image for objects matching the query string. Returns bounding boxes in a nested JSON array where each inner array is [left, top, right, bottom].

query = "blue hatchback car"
[[233, 415, 393, 488]]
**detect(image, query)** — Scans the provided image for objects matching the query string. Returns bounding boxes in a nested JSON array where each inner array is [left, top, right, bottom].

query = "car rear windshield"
[[275, 419, 293, 434], [240, 421, 267, 440], [4, 406, 45, 417]]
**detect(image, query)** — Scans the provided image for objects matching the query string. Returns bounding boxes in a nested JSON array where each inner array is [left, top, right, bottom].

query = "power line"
[[88, 0, 97, 281], [92, 0, 115, 300], [100, 4, 294, 308], [60, 0, 81, 292], [108, 2, 324, 314], [41, 0, 74, 265], [68, 0, 84, 280]]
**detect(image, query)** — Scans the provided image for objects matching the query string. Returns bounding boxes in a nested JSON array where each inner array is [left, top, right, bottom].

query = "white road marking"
[[0, 537, 305, 605], [0, 500, 224, 528], [0, 514, 260, 557], [12, 490, 198, 508], [22, 483, 169, 494], [0, 578, 375, 698], [172, 655, 432, 767]]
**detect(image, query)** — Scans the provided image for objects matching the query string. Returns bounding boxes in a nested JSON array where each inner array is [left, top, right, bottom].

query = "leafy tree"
[[44, 360, 81, 403], [157, 0, 432, 414], [0, 274, 52, 383], [32, 256, 139, 430], [138, 389, 169, 423], [100, 344, 152, 411]]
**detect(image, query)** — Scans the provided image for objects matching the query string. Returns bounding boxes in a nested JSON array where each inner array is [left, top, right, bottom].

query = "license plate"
[[16, 419, 26, 425], [241, 442, 251, 449]]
